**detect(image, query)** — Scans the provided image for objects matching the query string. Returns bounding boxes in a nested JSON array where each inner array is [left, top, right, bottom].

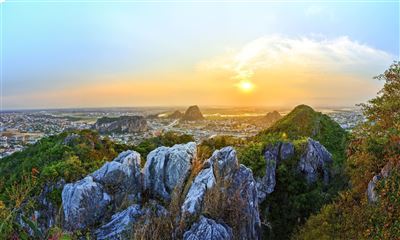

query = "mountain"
[[167, 110, 184, 119], [93, 115, 148, 134], [261, 104, 347, 164], [181, 105, 204, 121], [264, 110, 282, 124], [295, 62, 400, 240]]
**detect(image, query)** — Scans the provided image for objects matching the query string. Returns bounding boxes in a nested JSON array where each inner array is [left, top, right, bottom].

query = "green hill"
[[0, 130, 127, 199], [259, 104, 348, 166]]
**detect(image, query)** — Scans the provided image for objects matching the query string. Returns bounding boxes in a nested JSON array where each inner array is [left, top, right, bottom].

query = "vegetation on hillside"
[[0, 130, 194, 238], [238, 105, 349, 239], [295, 62, 400, 240]]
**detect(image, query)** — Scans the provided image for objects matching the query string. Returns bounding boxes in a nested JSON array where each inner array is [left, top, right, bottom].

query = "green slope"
[[259, 104, 348, 166]]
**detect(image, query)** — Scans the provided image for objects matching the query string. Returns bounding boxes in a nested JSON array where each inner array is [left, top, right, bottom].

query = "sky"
[[2, 0, 399, 109]]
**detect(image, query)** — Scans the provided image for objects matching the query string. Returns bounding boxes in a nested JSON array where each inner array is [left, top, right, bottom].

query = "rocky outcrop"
[[95, 205, 143, 240], [61, 144, 261, 239], [265, 111, 282, 124], [62, 176, 111, 231], [168, 110, 184, 119], [181, 147, 237, 217], [229, 165, 261, 239], [36, 179, 66, 232], [183, 216, 233, 240], [367, 161, 396, 203], [143, 142, 196, 200], [93, 116, 148, 134], [181, 105, 204, 121], [181, 167, 215, 215], [91, 150, 142, 205], [182, 147, 261, 239], [256, 142, 295, 202], [62, 150, 142, 231], [299, 138, 332, 184]]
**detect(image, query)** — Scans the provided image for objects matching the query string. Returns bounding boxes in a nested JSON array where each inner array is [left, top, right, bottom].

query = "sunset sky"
[[2, 1, 399, 109]]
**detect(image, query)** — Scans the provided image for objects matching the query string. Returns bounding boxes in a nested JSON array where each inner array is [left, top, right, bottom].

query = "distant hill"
[[181, 105, 204, 121], [260, 104, 347, 164], [264, 110, 282, 124], [167, 110, 184, 119], [93, 115, 148, 134]]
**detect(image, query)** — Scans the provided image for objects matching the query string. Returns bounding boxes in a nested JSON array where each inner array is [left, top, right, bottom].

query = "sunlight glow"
[[238, 81, 254, 92]]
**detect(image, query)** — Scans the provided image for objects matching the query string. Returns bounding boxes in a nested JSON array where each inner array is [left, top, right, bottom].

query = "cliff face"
[[93, 116, 148, 134], [181, 105, 204, 121], [60, 143, 261, 239]]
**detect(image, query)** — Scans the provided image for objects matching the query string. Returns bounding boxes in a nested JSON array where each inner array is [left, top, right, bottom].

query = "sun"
[[238, 81, 254, 92]]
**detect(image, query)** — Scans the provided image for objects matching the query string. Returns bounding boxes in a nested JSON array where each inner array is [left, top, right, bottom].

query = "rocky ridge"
[[93, 116, 148, 134]]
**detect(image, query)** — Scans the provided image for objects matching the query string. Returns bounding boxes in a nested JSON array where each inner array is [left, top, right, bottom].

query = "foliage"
[[236, 105, 348, 239], [0, 130, 127, 238], [295, 62, 400, 240]]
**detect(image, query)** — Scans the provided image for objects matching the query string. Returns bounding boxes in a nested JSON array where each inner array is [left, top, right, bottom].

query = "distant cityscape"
[[0, 107, 365, 158]]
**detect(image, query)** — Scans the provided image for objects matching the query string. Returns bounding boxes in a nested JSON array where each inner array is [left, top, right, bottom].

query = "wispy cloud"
[[196, 35, 394, 106], [199, 35, 394, 83]]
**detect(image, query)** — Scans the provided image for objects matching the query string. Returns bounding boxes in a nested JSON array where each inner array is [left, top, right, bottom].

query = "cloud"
[[198, 35, 394, 106], [199, 35, 394, 82]]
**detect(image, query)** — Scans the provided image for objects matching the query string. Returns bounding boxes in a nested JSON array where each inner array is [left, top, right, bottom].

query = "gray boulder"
[[95, 205, 143, 240], [181, 167, 215, 216], [367, 161, 395, 203], [229, 165, 261, 240], [256, 142, 295, 202], [299, 138, 332, 184], [183, 216, 233, 240], [36, 179, 66, 232], [62, 176, 111, 231], [367, 175, 381, 203], [143, 142, 196, 200], [181, 147, 237, 217], [280, 142, 295, 160], [210, 146, 239, 178], [91, 150, 142, 205]]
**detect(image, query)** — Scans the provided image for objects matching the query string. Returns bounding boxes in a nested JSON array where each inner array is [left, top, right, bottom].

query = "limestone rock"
[[91, 150, 142, 205], [183, 216, 233, 240], [93, 116, 148, 134], [256, 142, 294, 202], [181, 105, 204, 121], [299, 138, 332, 184], [229, 165, 261, 240], [95, 205, 143, 240], [143, 142, 196, 200], [181, 167, 215, 215], [62, 176, 111, 231]]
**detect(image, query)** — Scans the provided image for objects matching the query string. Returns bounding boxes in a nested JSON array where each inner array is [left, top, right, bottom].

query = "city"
[[0, 106, 365, 158]]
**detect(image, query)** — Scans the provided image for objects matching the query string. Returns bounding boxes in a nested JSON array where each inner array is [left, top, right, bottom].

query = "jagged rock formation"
[[95, 204, 143, 240], [61, 143, 262, 239], [256, 142, 295, 202], [62, 150, 142, 231], [168, 110, 184, 119], [181, 105, 204, 121], [91, 150, 142, 206], [182, 147, 261, 239], [265, 110, 282, 124], [183, 216, 233, 240], [367, 161, 396, 203], [62, 176, 111, 231], [256, 139, 332, 203], [143, 142, 197, 200], [299, 138, 332, 184], [93, 115, 148, 134]]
